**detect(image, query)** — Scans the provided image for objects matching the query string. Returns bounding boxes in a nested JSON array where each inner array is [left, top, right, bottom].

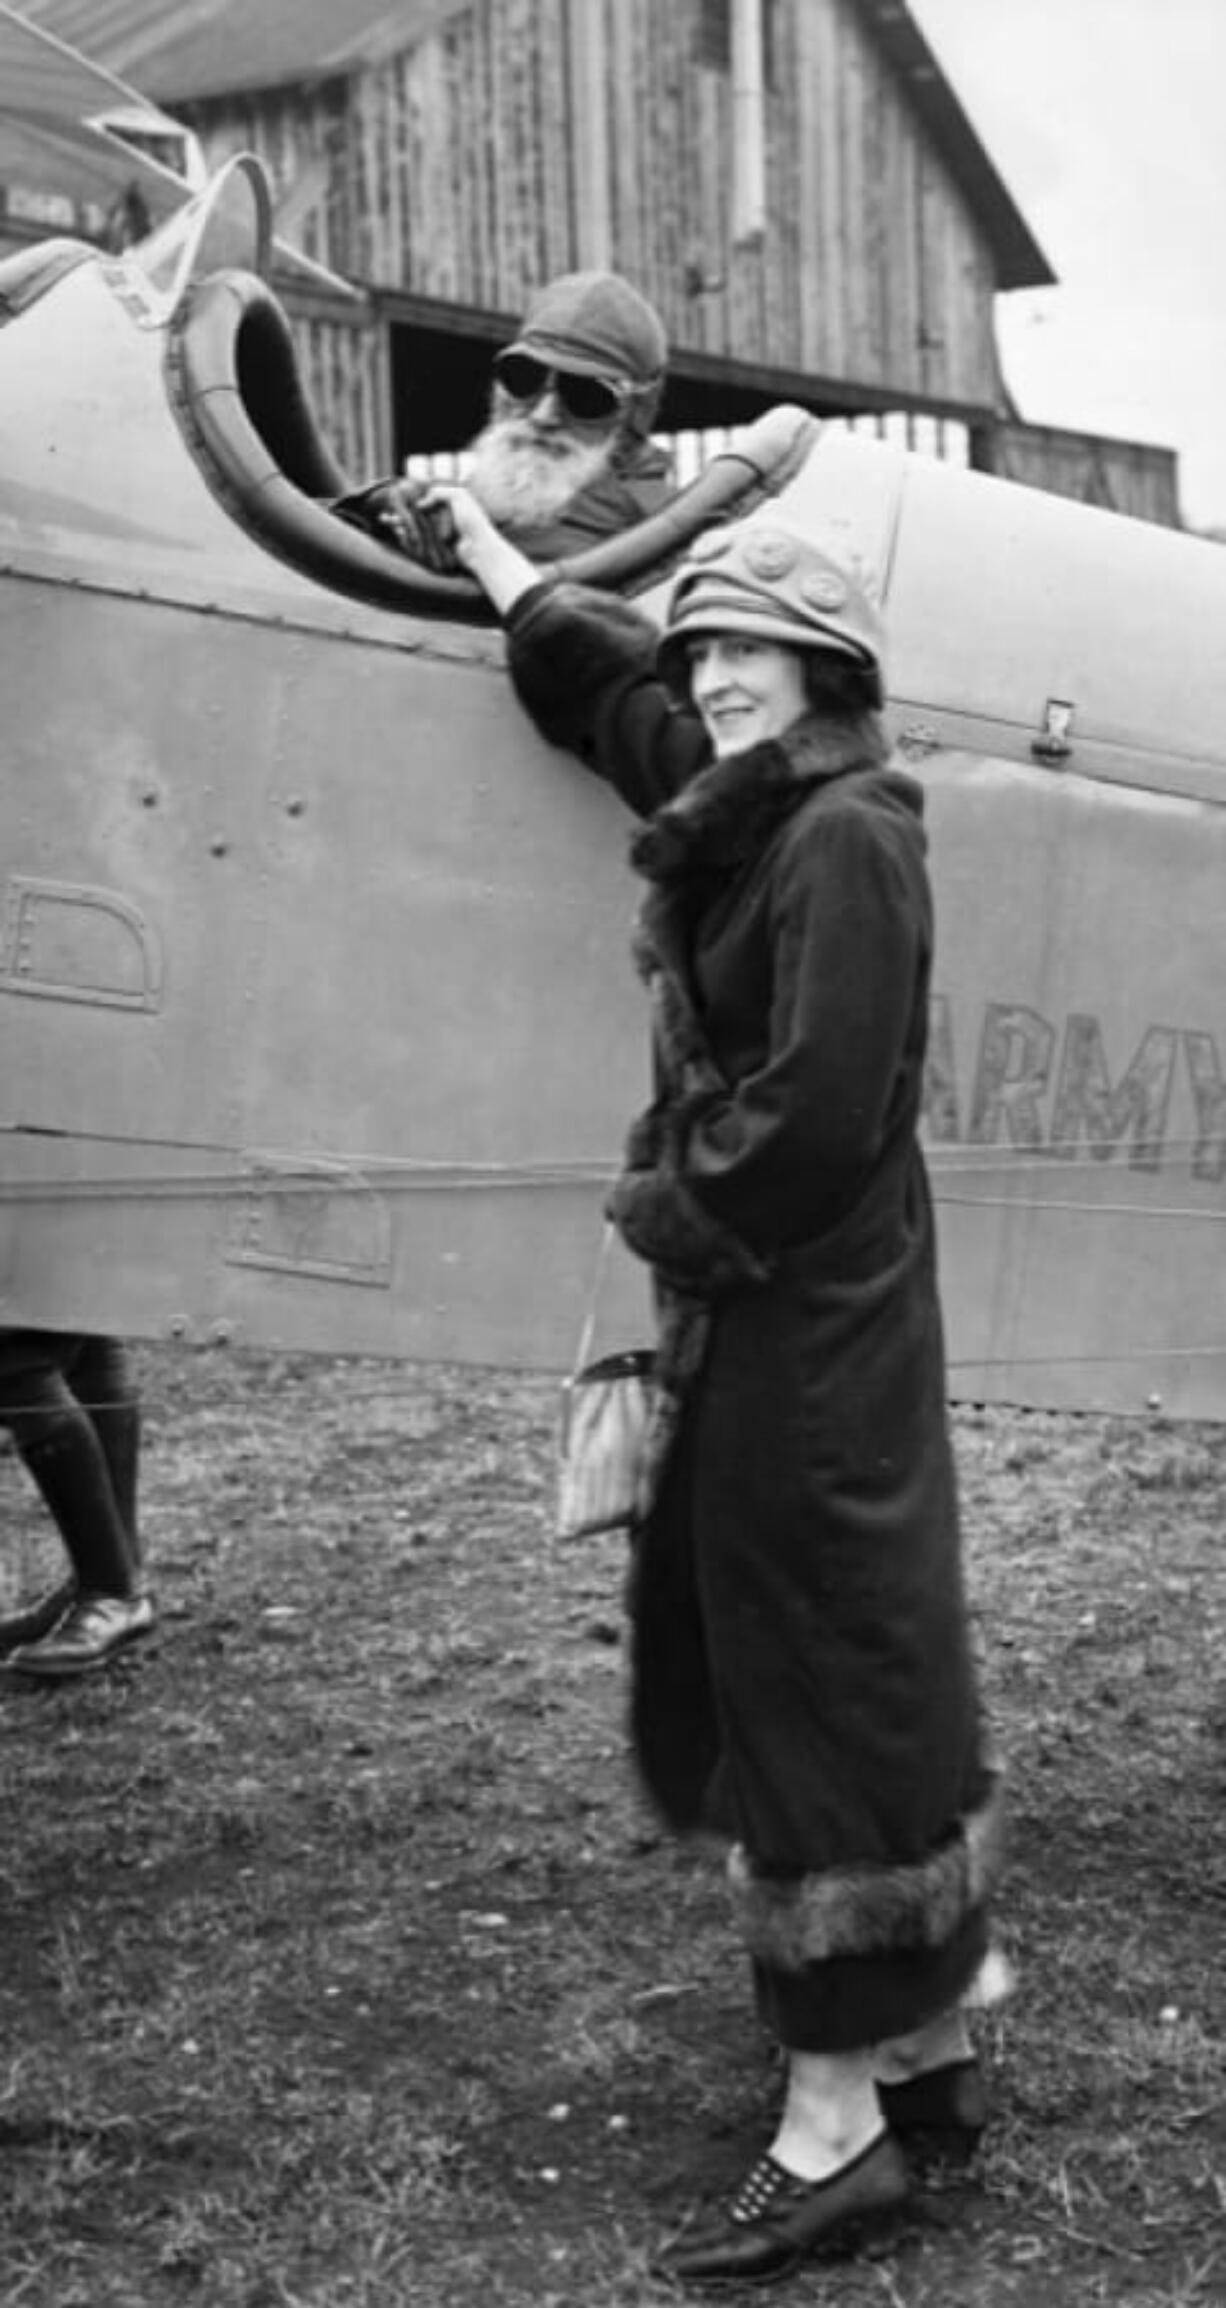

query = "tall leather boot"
[[16, 1410, 135, 1596], [6, 1412, 153, 1675], [74, 1339, 143, 1577]]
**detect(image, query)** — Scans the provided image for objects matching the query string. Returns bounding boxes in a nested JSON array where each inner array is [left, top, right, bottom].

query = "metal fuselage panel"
[[2, 254, 1226, 1413]]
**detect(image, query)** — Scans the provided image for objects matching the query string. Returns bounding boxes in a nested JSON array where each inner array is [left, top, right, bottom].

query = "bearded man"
[[334, 270, 671, 566]]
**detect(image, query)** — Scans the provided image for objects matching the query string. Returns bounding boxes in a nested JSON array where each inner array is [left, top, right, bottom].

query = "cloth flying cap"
[[507, 270, 667, 386], [657, 519, 887, 708]]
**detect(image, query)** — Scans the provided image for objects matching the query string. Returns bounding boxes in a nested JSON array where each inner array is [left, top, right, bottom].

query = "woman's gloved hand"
[[329, 476, 463, 572]]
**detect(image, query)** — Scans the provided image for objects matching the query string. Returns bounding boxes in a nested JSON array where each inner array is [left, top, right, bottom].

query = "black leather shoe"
[[652, 2130, 908, 2290], [0, 1578, 75, 1657], [876, 2058, 987, 2158], [7, 1590, 155, 1678]]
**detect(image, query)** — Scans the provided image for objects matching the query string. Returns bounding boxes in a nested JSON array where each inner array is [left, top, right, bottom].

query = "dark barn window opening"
[[389, 322, 499, 462]]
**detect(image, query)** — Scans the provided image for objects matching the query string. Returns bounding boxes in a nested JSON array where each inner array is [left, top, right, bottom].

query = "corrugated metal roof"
[[0, 1, 184, 126], [0, 0, 200, 228], [0, 4, 360, 295], [2, 4, 228, 84], [13, 0, 470, 102]]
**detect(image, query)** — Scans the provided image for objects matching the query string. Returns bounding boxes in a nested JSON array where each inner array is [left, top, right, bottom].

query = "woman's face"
[[686, 634, 809, 757]]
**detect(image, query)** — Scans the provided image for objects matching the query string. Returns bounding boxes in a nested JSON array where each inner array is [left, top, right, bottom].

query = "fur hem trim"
[[727, 1772, 1006, 1971]]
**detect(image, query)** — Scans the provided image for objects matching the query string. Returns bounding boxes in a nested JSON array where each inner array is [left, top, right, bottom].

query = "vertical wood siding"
[[983, 424, 1182, 529], [183, 0, 1001, 410], [290, 312, 386, 480]]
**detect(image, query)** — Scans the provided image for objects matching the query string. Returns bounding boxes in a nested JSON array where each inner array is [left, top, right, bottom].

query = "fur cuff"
[[727, 1772, 1006, 1971], [507, 584, 658, 745], [609, 1167, 770, 1295]]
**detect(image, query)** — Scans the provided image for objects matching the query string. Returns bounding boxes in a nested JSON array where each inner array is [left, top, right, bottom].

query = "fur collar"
[[629, 712, 888, 884]]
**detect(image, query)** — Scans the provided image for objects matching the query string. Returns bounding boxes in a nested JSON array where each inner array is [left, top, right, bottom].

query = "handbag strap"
[[568, 1221, 617, 1384]]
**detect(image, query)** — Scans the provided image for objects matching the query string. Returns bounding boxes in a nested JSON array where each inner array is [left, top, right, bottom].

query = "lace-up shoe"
[[0, 1578, 75, 1656], [651, 2129, 908, 2289], [8, 1590, 154, 1678]]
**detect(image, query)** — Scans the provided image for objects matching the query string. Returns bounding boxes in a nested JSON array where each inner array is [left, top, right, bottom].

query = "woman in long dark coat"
[[428, 485, 1005, 2288]]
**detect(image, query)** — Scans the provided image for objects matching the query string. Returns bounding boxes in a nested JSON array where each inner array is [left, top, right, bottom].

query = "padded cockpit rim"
[[166, 269, 821, 624]]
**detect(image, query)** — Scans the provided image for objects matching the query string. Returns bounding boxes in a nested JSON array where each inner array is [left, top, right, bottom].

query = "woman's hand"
[[416, 483, 495, 569], [372, 477, 462, 572], [419, 483, 541, 616]]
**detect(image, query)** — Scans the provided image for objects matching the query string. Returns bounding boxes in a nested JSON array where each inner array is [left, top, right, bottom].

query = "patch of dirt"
[[0, 1350, 1223, 2307]]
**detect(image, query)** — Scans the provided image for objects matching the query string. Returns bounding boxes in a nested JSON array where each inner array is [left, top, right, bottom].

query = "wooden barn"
[[5, 0, 1181, 523]]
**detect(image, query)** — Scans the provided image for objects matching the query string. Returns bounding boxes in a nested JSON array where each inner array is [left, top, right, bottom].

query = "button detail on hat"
[[743, 533, 797, 580], [801, 572, 849, 611], [658, 514, 888, 710]]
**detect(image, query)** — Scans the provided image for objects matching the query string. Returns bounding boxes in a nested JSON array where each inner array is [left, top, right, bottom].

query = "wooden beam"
[[565, 0, 612, 269], [731, 0, 766, 246]]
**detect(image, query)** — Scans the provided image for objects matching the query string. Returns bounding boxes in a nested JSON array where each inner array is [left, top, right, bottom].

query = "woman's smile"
[[687, 634, 810, 755]]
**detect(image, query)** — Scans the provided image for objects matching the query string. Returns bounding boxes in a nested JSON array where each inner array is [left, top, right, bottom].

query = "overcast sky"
[[909, 0, 1226, 531]]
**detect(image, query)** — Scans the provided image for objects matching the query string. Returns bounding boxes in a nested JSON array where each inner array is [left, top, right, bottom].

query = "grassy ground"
[[1, 1347, 1223, 2307]]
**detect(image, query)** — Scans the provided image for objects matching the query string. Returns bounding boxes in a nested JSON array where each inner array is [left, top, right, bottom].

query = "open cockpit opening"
[[230, 288, 348, 501], [166, 267, 820, 623]]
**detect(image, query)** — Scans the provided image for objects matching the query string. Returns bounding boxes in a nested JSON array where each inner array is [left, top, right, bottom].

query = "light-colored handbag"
[[557, 1227, 656, 1540]]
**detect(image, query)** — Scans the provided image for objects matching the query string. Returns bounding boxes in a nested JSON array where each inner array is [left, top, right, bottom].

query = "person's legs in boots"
[[654, 2046, 908, 2288], [69, 1336, 145, 1588], [0, 1347, 78, 1652], [2, 1345, 152, 1676]]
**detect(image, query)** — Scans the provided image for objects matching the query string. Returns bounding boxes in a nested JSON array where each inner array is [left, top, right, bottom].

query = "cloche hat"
[[658, 519, 886, 707]]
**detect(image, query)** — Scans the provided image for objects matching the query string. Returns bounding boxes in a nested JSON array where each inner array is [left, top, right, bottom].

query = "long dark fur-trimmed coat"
[[507, 583, 1002, 2048]]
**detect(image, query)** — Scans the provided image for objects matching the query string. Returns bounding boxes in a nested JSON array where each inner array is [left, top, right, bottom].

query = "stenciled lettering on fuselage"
[[924, 997, 1226, 1182]]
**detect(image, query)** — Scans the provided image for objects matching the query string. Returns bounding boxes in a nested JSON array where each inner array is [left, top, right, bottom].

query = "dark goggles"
[[492, 349, 630, 425]]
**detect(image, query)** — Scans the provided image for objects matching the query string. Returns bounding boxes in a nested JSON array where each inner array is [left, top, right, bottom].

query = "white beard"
[[466, 416, 616, 536]]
